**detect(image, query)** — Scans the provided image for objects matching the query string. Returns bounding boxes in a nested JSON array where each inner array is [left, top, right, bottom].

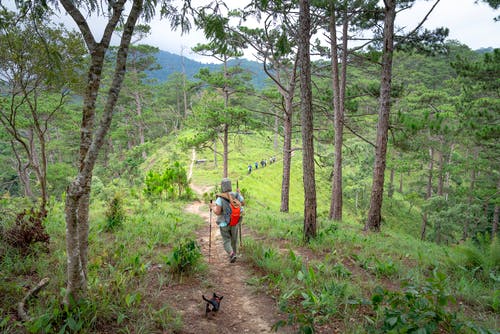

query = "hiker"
[[254, 162, 258, 169], [211, 178, 244, 263], [247, 164, 252, 174]]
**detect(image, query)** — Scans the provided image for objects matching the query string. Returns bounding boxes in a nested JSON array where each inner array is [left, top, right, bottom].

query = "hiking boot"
[[230, 252, 237, 263]]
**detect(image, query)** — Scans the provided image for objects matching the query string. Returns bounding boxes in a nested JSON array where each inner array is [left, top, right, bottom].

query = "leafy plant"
[[366, 270, 497, 333], [165, 239, 202, 275], [104, 193, 126, 231], [456, 234, 500, 283], [27, 294, 97, 334], [144, 162, 193, 201]]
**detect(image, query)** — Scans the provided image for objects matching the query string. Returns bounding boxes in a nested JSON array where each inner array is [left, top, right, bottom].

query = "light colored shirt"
[[215, 192, 244, 227]]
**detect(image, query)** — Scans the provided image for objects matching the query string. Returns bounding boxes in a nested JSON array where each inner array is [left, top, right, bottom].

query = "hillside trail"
[[174, 149, 288, 334]]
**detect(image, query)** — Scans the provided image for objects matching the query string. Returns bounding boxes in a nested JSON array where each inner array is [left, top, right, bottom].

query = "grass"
[[1, 130, 498, 333], [0, 188, 206, 333]]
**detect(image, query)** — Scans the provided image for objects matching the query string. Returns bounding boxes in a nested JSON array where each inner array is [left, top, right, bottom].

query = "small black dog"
[[202, 293, 223, 316]]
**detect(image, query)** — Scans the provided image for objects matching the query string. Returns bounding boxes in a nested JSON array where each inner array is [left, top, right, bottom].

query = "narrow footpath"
[[171, 149, 289, 334]]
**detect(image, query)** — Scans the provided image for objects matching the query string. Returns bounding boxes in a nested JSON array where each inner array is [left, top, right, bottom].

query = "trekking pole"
[[237, 180, 242, 249], [209, 200, 212, 263]]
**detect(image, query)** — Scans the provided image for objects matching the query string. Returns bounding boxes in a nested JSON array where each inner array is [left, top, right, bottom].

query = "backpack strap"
[[217, 192, 241, 207]]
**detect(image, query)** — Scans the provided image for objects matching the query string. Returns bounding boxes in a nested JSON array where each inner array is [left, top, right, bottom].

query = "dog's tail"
[[202, 295, 220, 311]]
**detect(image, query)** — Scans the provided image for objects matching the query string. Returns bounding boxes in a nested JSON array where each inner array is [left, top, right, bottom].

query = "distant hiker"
[[247, 164, 252, 174], [254, 162, 258, 169], [211, 178, 244, 263]]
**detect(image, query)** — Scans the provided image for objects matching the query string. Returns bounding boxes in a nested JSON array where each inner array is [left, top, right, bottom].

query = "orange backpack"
[[218, 193, 242, 226]]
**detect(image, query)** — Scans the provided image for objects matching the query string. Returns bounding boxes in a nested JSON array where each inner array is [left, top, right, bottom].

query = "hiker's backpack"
[[218, 193, 241, 226]]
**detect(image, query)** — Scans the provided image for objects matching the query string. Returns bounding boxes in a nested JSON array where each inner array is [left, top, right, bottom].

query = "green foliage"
[[165, 239, 203, 275], [144, 161, 193, 201], [423, 197, 486, 244], [454, 235, 500, 284], [104, 193, 126, 231], [368, 270, 460, 333], [26, 295, 97, 334]]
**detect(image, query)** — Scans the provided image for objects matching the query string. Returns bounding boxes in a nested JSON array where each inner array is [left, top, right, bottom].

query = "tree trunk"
[[11, 141, 33, 198], [329, 4, 343, 221], [274, 110, 279, 151], [133, 91, 147, 159], [464, 149, 478, 240], [223, 123, 229, 178], [280, 102, 292, 212], [61, 0, 143, 304], [444, 143, 454, 201], [223, 57, 230, 178], [437, 148, 444, 196], [421, 147, 434, 240], [388, 168, 395, 198], [365, 0, 396, 232], [299, 0, 316, 242], [213, 137, 218, 168]]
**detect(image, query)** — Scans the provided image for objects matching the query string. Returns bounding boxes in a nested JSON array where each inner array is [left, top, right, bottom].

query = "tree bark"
[[444, 143, 455, 201], [437, 148, 444, 196], [365, 0, 396, 232], [329, 4, 343, 221], [280, 103, 292, 212], [275, 61, 297, 213], [133, 90, 147, 159], [464, 148, 478, 241], [421, 147, 434, 240], [223, 123, 229, 178], [11, 141, 33, 198], [223, 56, 230, 178], [273, 110, 279, 151], [299, 0, 316, 242]]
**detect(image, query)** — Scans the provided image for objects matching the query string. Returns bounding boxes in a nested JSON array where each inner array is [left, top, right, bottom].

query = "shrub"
[[144, 162, 193, 201], [165, 239, 202, 275], [456, 234, 500, 283], [367, 270, 497, 333], [3, 208, 50, 254], [104, 193, 126, 231]]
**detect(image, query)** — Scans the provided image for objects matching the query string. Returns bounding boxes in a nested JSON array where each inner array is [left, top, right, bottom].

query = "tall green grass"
[[2, 130, 498, 333], [0, 186, 206, 333]]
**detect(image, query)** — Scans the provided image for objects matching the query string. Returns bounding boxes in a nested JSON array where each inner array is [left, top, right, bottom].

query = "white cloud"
[[396, 0, 499, 49], [50, 0, 498, 62]]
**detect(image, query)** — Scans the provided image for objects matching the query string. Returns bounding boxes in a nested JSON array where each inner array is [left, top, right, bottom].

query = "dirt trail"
[[172, 149, 288, 334]]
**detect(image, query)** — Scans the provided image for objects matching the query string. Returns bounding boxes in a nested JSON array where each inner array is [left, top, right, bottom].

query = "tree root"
[[18, 277, 49, 322]]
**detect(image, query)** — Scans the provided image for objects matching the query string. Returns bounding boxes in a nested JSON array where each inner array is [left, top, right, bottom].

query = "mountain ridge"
[[149, 50, 268, 89]]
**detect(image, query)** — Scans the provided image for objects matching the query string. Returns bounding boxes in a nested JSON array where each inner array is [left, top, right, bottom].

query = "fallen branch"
[[18, 277, 50, 322]]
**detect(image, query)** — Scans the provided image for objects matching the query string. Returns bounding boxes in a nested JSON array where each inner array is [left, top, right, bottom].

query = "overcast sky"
[[143, 0, 498, 61], [54, 0, 498, 62]]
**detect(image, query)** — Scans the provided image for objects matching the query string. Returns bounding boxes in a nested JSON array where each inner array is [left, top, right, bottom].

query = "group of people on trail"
[[247, 156, 276, 174], [210, 178, 244, 263]]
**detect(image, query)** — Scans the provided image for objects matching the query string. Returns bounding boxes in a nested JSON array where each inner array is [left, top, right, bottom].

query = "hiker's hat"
[[221, 178, 232, 193]]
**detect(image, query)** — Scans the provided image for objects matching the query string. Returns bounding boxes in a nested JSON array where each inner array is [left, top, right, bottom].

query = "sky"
[[52, 0, 499, 62], [144, 0, 499, 61]]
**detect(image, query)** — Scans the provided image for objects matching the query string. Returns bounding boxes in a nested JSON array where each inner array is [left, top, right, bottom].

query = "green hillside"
[[1, 130, 498, 333]]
